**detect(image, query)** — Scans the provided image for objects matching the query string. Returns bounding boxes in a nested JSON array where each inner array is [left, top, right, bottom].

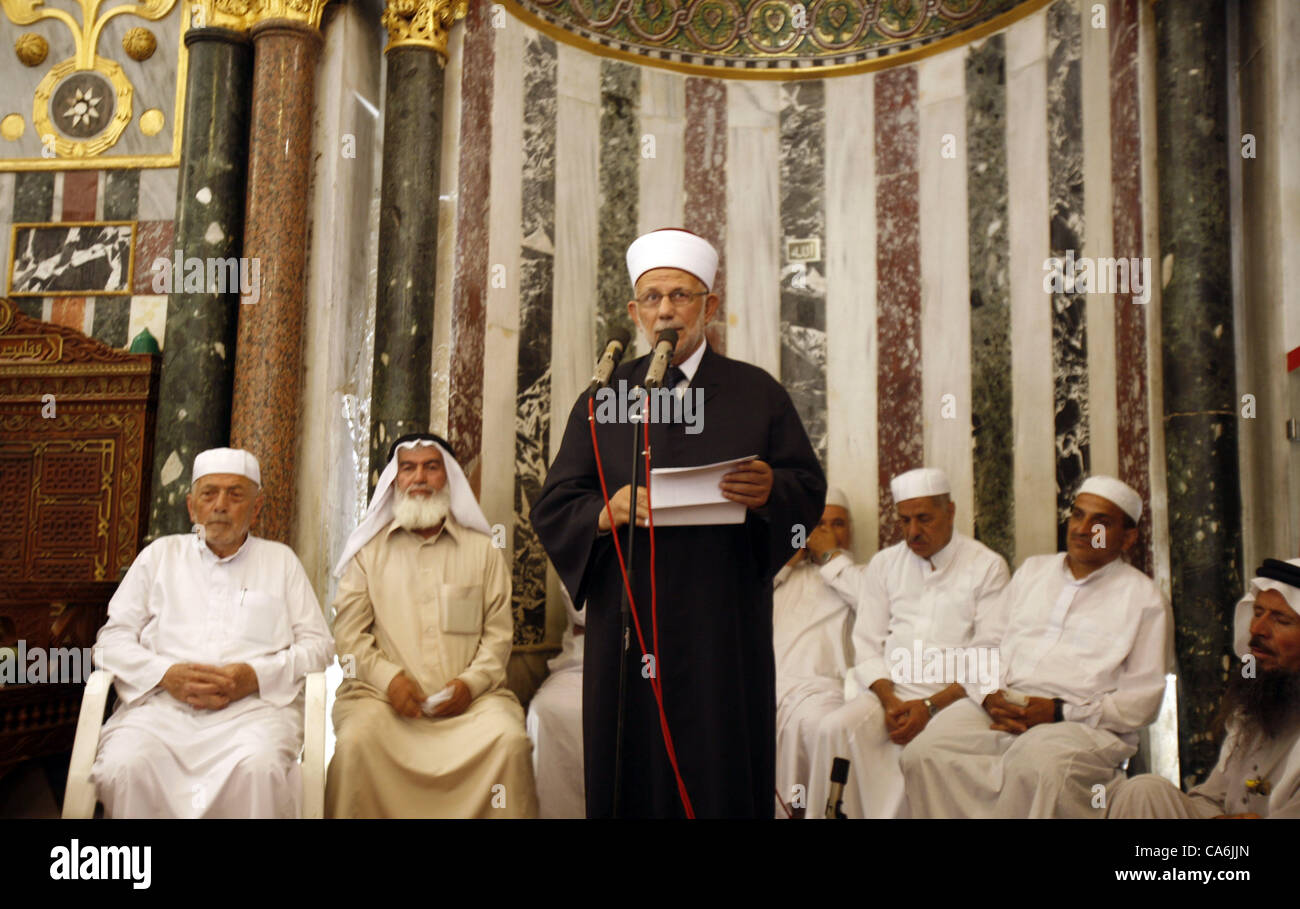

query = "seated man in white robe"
[[902, 475, 1172, 818], [92, 448, 334, 818], [773, 488, 856, 817], [526, 587, 585, 818], [326, 433, 537, 818], [1109, 558, 1300, 818], [805, 468, 1009, 818]]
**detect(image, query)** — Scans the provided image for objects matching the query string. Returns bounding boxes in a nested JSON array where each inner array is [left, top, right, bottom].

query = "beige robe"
[[325, 516, 537, 818], [1108, 717, 1300, 818]]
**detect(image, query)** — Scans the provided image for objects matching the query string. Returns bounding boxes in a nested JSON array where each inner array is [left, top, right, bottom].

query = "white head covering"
[[1233, 558, 1300, 657], [1077, 475, 1142, 523], [332, 436, 492, 578], [824, 486, 851, 512], [626, 228, 719, 291], [890, 468, 950, 504], [193, 447, 261, 486]]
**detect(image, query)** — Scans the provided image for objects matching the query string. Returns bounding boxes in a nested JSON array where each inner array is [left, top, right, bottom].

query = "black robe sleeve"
[[530, 391, 611, 610], [746, 379, 827, 583]]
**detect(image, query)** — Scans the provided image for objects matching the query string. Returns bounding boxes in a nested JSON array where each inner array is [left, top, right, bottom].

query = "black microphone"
[[588, 327, 632, 394], [824, 757, 850, 819], [643, 329, 678, 389]]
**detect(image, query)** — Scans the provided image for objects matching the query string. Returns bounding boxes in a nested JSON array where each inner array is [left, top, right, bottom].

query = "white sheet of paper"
[[421, 686, 454, 716], [648, 455, 757, 526]]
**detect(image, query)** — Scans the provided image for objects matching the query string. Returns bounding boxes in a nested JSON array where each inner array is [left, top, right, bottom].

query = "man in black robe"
[[531, 228, 825, 818]]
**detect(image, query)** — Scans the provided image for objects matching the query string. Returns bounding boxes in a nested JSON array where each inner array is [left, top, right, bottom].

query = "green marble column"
[[146, 27, 253, 540], [368, 44, 444, 488], [1156, 0, 1241, 785]]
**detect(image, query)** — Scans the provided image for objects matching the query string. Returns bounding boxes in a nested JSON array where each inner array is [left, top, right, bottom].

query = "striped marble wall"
[[0, 168, 175, 352], [438, 0, 1166, 647]]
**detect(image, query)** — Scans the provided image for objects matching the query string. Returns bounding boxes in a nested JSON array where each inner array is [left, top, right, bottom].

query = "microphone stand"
[[611, 383, 646, 819]]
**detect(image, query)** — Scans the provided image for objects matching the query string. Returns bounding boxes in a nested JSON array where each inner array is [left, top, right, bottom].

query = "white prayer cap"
[[333, 433, 493, 578], [889, 468, 950, 504], [1233, 558, 1300, 656], [1076, 475, 1142, 523], [626, 228, 719, 291], [193, 447, 261, 487], [824, 486, 851, 512]]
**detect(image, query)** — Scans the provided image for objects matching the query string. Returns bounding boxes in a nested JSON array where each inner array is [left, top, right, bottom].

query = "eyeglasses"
[[635, 289, 709, 308]]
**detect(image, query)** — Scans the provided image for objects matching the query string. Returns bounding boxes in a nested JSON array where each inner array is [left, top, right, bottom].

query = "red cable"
[[587, 397, 694, 817]]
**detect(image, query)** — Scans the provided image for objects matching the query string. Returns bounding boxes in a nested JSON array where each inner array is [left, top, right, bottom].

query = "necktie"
[[663, 365, 687, 389]]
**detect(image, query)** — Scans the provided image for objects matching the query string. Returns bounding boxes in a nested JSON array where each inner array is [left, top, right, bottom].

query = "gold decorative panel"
[[0, 0, 189, 169]]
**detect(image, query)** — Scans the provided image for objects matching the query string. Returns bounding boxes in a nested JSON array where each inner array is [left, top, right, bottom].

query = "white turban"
[[824, 486, 851, 512], [193, 447, 261, 487], [626, 228, 719, 291], [1077, 475, 1142, 523], [890, 468, 950, 504], [333, 437, 492, 578], [1233, 558, 1300, 657]]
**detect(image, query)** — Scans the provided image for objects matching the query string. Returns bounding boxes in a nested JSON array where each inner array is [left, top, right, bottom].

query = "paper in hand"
[[421, 686, 454, 716], [648, 455, 757, 526]]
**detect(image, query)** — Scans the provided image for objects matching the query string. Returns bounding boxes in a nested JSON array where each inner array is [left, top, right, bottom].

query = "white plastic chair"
[[62, 669, 327, 818]]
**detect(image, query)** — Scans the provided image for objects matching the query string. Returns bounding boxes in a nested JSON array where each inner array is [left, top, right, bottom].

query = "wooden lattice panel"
[[0, 297, 157, 770], [0, 298, 157, 582]]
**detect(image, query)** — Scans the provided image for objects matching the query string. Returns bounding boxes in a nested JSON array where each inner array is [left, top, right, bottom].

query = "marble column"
[[230, 5, 327, 542], [146, 24, 253, 540], [1155, 0, 1240, 783], [448, 1, 494, 492], [1046, 0, 1089, 550], [511, 32, 557, 649], [1109, 0, 1153, 578], [779, 80, 827, 464], [965, 34, 1014, 568], [874, 66, 922, 549], [684, 78, 727, 354], [596, 61, 640, 349], [368, 0, 466, 489]]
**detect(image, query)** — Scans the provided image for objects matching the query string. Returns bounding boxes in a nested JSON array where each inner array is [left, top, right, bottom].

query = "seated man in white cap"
[[525, 586, 586, 818], [901, 475, 1172, 818], [91, 448, 334, 818], [326, 433, 537, 818], [1108, 558, 1300, 818], [804, 468, 1010, 818], [772, 488, 857, 817]]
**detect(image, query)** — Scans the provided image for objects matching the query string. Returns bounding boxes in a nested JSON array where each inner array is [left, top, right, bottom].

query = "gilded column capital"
[[188, 0, 256, 31], [248, 0, 330, 29], [381, 0, 466, 60], [191, 0, 330, 32]]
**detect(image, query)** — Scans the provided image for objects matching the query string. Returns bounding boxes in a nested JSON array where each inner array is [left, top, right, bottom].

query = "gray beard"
[[393, 484, 451, 531]]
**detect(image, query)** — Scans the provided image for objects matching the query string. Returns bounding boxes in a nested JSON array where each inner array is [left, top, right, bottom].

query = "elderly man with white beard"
[[325, 433, 537, 818]]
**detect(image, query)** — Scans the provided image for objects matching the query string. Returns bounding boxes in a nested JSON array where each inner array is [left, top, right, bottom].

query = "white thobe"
[[1109, 717, 1300, 818], [772, 559, 854, 816], [91, 533, 334, 818], [805, 533, 1009, 818], [526, 597, 586, 819], [902, 553, 1171, 818]]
